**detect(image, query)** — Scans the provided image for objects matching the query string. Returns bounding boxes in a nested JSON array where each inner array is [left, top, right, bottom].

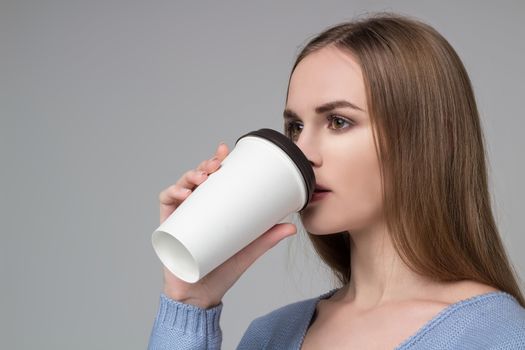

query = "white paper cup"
[[151, 128, 315, 283]]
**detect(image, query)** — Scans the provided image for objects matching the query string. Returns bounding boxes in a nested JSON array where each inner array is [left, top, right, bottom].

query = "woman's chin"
[[302, 220, 338, 235], [299, 208, 348, 234]]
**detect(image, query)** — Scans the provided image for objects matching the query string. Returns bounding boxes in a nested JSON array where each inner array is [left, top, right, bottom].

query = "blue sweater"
[[148, 288, 525, 349]]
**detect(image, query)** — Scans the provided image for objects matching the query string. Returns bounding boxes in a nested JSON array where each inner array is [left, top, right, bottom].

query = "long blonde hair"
[[284, 12, 524, 307]]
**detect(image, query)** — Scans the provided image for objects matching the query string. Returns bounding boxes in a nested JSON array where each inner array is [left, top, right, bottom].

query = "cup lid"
[[236, 128, 315, 210]]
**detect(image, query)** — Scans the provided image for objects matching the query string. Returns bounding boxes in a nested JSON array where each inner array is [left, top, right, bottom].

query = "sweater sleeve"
[[147, 293, 223, 350]]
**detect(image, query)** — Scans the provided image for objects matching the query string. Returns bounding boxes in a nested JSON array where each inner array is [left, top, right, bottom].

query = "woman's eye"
[[285, 115, 353, 140], [328, 115, 352, 130], [285, 121, 302, 140]]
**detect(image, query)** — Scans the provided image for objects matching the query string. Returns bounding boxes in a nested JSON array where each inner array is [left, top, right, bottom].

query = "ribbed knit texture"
[[147, 293, 223, 349], [148, 289, 525, 349]]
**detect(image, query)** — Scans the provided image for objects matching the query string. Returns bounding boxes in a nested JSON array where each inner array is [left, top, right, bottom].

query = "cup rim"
[[236, 128, 315, 210]]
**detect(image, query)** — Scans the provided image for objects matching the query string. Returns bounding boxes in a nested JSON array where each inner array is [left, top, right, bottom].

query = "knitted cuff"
[[154, 293, 223, 335]]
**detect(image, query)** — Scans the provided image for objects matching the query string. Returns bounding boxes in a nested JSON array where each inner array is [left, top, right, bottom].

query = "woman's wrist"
[[163, 286, 220, 309]]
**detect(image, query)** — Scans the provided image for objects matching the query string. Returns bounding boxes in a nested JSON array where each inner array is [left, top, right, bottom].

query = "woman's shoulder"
[[466, 290, 525, 332], [442, 281, 525, 331], [455, 289, 525, 326], [407, 289, 525, 349]]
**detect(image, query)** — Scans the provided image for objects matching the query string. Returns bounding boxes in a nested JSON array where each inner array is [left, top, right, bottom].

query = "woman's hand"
[[157, 142, 297, 309]]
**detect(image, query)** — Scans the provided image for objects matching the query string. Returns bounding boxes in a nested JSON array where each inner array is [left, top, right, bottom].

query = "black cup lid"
[[235, 128, 315, 210]]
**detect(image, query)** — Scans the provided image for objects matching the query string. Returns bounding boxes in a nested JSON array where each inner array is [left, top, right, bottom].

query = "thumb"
[[234, 223, 297, 270], [196, 223, 297, 294]]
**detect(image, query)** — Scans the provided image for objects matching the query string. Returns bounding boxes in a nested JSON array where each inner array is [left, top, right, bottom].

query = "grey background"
[[1, 1, 524, 349]]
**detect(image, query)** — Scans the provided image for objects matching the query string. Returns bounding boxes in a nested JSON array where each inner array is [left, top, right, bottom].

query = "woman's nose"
[[295, 132, 321, 167]]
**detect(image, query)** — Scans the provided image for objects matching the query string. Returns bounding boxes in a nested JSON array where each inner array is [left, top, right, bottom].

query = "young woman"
[[148, 13, 525, 349]]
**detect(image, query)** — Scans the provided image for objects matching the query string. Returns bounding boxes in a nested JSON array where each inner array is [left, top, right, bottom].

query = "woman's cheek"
[[336, 155, 382, 230], [350, 170, 384, 229]]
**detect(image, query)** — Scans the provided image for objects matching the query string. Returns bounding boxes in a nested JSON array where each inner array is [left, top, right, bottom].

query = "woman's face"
[[285, 45, 383, 235]]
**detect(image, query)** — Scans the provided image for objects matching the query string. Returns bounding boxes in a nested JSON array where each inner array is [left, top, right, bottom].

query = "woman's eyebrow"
[[283, 99, 365, 120]]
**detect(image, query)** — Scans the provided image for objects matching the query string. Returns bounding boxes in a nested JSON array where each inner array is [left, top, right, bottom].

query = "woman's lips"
[[311, 189, 331, 202], [314, 183, 330, 191]]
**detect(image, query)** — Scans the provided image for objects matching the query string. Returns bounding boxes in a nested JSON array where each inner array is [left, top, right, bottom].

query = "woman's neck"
[[340, 221, 438, 309]]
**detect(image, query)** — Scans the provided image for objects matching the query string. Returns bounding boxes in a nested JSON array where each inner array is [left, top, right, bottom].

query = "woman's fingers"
[[215, 142, 229, 161], [197, 142, 229, 174], [237, 223, 297, 266], [158, 184, 192, 206], [159, 184, 193, 222], [174, 169, 209, 190], [159, 142, 229, 223], [194, 142, 228, 173]]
